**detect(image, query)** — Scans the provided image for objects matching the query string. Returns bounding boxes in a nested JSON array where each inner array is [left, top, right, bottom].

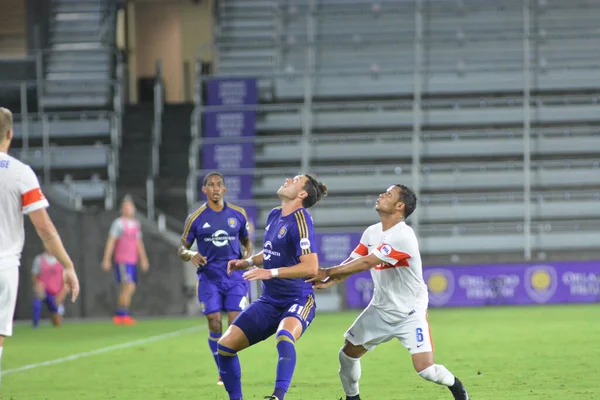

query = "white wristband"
[[245, 257, 254, 267], [271, 268, 279, 278]]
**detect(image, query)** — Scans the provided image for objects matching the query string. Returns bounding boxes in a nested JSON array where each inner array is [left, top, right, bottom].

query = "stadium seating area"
[[1, 0, 120, 209], [190, 0, 600, 257]]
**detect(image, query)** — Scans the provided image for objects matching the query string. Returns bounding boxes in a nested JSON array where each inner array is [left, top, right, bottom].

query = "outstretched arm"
[[227, 251, 264, 274], [242, 252, 318, 281], [308, 253, 382, 283], [311, 257, 352, 289]]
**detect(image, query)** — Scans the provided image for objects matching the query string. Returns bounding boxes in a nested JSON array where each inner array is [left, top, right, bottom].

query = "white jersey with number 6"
[[350, 221, 428, 323], [0, 152, 50, 270]]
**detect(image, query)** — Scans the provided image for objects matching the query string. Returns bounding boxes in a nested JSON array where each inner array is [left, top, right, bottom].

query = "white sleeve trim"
[[22, 200, 49, 215]]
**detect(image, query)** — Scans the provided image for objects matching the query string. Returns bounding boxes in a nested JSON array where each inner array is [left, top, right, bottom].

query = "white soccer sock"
[[338, 349, 361, 397], [418, 364, 455, 386]]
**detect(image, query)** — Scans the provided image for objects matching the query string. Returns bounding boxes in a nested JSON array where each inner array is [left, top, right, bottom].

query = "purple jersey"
[[182, 202, 249, 283], [261, 207, 317, 302]]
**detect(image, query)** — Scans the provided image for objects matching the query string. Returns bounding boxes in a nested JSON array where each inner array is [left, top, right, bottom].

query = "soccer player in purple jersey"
[[221, 173, 328, 400], [178, 172, 252, 385]]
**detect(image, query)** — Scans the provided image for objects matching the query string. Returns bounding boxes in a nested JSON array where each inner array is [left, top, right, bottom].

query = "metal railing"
[[0, 46, 125, 210], [146, 60, 164, 222]]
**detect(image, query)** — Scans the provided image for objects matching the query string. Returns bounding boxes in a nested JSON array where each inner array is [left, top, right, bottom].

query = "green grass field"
[[2, 305, 599, 400]]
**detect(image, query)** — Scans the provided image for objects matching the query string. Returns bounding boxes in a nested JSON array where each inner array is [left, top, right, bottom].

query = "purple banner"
[[346, 270, 374, 309], [203, 78, 257, 203], [206, 78, 258, 106], [317, 233, 372, 309], [317, 233, 362, 267], [344, 260, 600, 309], [202, 144, 255, 171], [424, 261, 600, 307], [203, 111, 256, 138]]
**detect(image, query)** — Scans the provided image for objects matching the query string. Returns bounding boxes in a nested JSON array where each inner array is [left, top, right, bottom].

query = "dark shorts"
[[115, 263, 137, 284], [197, 279, 249, 315], [232, 293, 316, 345]]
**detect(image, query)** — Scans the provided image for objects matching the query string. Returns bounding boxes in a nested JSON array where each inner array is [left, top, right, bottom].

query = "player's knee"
[[207, 317, 222, 333], [216, 341, 238, 356], [341, 341, 366, 359], [417, 364, 438, 382]]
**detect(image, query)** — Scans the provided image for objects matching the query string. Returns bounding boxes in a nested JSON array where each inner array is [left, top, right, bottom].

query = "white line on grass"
[[2, 325, 204, 376]]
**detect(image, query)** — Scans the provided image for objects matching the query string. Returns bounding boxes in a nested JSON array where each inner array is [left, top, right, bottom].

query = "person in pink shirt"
[[102, 196, 149, 325], [32, 251, 70, 328]]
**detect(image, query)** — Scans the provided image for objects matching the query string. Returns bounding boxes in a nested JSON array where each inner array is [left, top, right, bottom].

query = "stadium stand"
[[2, 0, 122, 210], [189, 0, 600, 259]]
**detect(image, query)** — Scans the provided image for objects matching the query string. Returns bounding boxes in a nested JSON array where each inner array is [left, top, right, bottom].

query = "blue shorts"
[[115, 263, 138, 284], [232, 293, 316, 345], [197, 279, 249, 315], [44, 292, 59, 314]]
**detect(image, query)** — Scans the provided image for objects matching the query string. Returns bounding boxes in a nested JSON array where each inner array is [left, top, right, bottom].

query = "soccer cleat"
[[121, 315, 137, 325], [112, 315, 124, 325], [217, 376, 224, 386], [449, 377, 470, 400], [263, 397, 279, 400]]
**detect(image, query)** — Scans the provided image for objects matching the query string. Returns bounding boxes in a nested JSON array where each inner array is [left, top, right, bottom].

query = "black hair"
[[394, 184, 417, 218], [302, 174, 328, 208], [203, 171, 225, 186]]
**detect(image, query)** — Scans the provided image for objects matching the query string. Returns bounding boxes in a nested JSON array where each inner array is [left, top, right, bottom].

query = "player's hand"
[[243, 267, 272, 281], [101, 259, 111, 272], [63, 268, 80, 302], [191, 253, 207, 268], [140, 258, 150, 272], [227, 259, 249, 275], [305, 267, 329, 283], [312, 277, 342, 290]]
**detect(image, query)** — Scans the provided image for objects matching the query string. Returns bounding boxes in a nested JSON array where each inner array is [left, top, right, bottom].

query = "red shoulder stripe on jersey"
[[377, 243, 411, 263], [353, 243, 368, 257], [22, 188, 45, 207]]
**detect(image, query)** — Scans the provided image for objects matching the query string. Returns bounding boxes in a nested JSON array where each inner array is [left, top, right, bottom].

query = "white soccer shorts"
[[344, 303, 434, 354], [0, 266, 19, 337]]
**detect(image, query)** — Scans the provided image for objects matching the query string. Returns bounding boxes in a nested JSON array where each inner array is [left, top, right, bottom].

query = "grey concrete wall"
[[15, 203, 187, 320]]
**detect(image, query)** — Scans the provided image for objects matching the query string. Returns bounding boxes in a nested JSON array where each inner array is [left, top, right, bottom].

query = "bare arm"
[[102, 236, 117, 268], [273, 253, 318, 279], [138, 238, 149, 270], [325, 253, 381, 279], [242, 252, 319, 281], [32, 274, 44, 297], [227, 251, 264, 274], [240, 236, 252, 259], [29, 209, 74, 270], [311, 257, 353, 289]]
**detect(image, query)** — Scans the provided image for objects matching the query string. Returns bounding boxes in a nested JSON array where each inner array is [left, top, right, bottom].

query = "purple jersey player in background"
[[222, 173, 328, 400], [178, 172, 252, 386], [102, 195, 150, 325]]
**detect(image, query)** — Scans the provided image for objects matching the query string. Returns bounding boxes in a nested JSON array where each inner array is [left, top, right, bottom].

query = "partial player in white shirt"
[[0, 108, 80, 383], [309, 185, 470, 400]]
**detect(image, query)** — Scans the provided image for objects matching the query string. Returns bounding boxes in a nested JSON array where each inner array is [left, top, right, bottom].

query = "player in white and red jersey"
[[0, 107, 80, 382], [309, 184, 470, 400]]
